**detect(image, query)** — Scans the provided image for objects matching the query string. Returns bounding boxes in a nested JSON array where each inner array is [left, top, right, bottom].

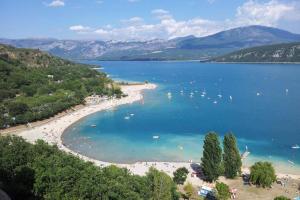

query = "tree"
[[173, 167, 189, 185], [215, 182, 230, 200], [201, 132, 222, 182], [250, 162, 276, 187], [223, 133, 242, 178], [146, 167, 179, 200], [0, 136, 180, 200], [274, 196, 291, 200], [6, 102, 29, 116], [183, 182, 195, 200]]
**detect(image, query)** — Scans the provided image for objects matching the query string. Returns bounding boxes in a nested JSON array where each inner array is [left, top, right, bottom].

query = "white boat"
[[286, 89, 289, 95], [241, 145, 250, 160], [91, 124, 97, 127], [229, 95, 233, 101], [201, 94, 205, 97], [130, 113, 135, 116], [288, 160, 295, 165], [124, 116, 130, 120], [256, 92, 261, 96], [167, 92, 172, 98], [291, 144, 300, 149], [213, 100, 217, 104], [178, 145, 184, 150], [153, 135, 159, 139], [217, 94, 222, 98]]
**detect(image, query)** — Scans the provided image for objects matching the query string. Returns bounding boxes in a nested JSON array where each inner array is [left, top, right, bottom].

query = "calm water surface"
[[63, 61, 300, 174]]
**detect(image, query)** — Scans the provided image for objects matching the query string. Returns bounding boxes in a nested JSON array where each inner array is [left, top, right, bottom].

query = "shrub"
[[274, 196, 291, 200], [183, 182, 195, 199], [215, 182, 230, 200], [250, 162, 276, 187], [173, 167, 189, 185]]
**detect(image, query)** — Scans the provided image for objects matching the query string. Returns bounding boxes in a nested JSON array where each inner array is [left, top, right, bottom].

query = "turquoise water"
[[63, 61, 300, 173]]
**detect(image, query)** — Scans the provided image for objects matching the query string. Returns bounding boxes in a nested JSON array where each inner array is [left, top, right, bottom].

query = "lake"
[[62, 61, 300, 174]]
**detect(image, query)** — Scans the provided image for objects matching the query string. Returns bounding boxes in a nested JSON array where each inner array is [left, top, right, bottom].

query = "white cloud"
[[234, 0, 295, 27], [70, 0, 300, 41], [47, 0, 65, 7], [207, 0, 215, 4], [151, 9, 172, 20], [69, 25, 91, 32], [121, 17, 144, 25]]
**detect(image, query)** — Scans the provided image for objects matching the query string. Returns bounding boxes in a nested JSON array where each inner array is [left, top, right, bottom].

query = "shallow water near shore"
[[63, 61, 300, 174]]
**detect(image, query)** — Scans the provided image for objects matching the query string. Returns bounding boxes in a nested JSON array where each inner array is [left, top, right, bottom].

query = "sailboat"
[[241, 146, 250, 159]]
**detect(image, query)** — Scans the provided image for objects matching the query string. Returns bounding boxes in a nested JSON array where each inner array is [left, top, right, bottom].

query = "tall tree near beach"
[[201, 132, 222, 182], [223, 133, 242, 178]]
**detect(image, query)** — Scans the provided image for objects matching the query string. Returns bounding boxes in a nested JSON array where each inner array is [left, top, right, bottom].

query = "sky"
[[0, 0, 300, 41]]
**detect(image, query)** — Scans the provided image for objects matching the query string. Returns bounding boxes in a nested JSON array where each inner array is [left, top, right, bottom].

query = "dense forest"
[[0, 136, 179, 200], [0, 44, 122, 128]]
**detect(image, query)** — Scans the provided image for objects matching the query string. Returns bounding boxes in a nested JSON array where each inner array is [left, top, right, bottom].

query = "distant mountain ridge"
[[210, 42, 300, 63], [1, 25, 300, 60]]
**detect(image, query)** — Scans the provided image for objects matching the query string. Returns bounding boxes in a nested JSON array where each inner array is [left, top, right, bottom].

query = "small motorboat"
[[291, 144, 300, 149], [124, 116, 130, 120], [288, 160, 295, 165], [153, 135, 159, 139], [91, 124, 97, 127]]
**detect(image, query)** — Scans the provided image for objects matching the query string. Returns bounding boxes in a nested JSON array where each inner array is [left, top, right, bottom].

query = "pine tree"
[[223, 133, 242, 178], [201, 132, 222, 182]]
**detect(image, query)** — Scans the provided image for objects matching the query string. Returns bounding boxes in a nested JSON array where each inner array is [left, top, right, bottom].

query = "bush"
[[183, 182, 195, 199], [250, 162, 276, 187], [173, 167, 189, 185], [215, 182, 230, 200], [274, 196, 291, 200]]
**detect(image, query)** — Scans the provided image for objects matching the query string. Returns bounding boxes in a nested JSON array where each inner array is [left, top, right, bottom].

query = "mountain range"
[[1, 25, 300, 61]]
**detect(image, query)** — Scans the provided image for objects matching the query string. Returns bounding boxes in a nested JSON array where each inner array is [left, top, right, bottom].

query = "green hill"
[[211, 42, 300, 63], [0, 44, 122, 128]]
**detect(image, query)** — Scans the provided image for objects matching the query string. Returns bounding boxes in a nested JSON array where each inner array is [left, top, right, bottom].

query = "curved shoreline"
[[5, 83, 300, 185]]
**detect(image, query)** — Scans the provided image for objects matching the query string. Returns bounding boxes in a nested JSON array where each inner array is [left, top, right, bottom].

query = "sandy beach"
[[2, 83, 300, 188]]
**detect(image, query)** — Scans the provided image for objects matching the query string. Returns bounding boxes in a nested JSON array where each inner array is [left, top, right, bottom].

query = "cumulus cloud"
[[70, 0, 300, 41], [234, 0, 296, 26], [69, 25, 91, 32], [121, 17, 144, 25], [47, 0, 65, 7]]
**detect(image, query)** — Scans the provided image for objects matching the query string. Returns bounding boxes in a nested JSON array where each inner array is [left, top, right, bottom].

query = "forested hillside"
[[0, 136, 179, 200], [211, 42, 300, 63], [0, 44, 122, 128]]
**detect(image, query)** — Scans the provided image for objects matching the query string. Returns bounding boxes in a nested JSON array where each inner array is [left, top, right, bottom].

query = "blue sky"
[[0, 0, 300, 41]]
